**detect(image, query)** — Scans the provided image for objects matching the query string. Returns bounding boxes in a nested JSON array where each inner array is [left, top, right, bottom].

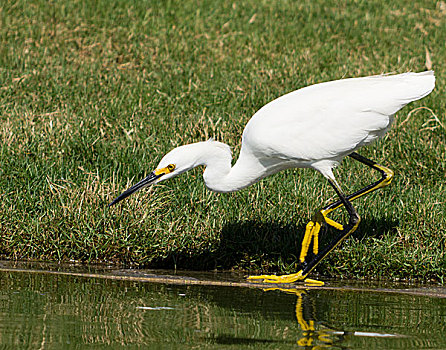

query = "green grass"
[[0, 0, 445, 282]]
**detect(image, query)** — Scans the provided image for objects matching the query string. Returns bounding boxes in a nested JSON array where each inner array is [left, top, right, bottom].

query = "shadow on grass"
[[151, 217, 399, 271]]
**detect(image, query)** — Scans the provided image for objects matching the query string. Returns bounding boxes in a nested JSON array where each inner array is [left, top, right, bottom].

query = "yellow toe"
[[247, 274, 273, 280], [303, 278, 324, 286], [247, 270, 307, 284]]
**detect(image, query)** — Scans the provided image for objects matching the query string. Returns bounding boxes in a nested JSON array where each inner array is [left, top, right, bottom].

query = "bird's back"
[[242, 71, 435, 166]]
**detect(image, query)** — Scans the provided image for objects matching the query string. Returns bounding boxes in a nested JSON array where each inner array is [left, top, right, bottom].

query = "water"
[[1, 263, 445, 349]]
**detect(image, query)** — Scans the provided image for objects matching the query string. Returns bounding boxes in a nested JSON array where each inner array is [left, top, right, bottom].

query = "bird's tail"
[[365, 71, 435, 115], [386, 70, 435, 103]]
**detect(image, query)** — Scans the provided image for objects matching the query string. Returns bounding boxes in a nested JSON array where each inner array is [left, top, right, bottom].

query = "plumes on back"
[[241, 71, 435, 179], [373, 71, 435, 101], [355, 70, 435, 115]]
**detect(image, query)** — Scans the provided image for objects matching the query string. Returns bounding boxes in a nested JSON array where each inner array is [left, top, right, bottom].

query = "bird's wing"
[[243, 71, 435, 162]]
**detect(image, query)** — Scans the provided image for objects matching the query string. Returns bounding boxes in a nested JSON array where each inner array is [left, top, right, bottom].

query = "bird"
[[110, 71, 435, 285]]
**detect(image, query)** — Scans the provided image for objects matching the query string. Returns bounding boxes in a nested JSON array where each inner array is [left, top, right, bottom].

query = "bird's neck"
[[200, 142, 266, 193]]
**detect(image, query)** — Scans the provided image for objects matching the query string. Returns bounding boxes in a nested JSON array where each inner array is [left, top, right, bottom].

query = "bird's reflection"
[[264, 287, 338, 349]]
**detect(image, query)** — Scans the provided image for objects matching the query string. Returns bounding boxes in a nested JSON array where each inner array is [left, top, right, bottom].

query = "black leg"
[[323, 152, 394, 213], [301, 179, 360, 276], [299, 152, 394, 264], [247, 153, 394, 284]]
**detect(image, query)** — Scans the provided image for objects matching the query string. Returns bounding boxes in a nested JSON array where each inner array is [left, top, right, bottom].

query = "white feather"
[[133, 71, 435, 192]]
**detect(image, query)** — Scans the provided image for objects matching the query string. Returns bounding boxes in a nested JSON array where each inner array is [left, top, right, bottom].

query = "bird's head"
[[109, 141, 222, 206]]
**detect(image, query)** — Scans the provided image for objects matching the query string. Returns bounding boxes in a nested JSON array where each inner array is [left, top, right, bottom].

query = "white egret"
[[110, 71, 435, 284]]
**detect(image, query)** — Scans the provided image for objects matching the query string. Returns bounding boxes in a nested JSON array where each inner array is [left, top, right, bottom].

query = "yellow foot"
[[247, 270, 325, 286], [299, 210, 344, 263], [302, 278, 324, 286], [247, 270, 309, 284]]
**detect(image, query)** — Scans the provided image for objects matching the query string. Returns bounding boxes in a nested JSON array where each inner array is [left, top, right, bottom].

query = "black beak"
[[109, 172, 163, 207]]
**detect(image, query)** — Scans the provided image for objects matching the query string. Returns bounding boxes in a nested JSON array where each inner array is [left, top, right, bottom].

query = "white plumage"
[[236, 71, 435, 186], [110, 71, 435, 284], [111, 70, 435, 199]]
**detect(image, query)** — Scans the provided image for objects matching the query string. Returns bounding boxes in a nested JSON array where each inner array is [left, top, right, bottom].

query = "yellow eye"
[[167, 164, 176, 172]]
